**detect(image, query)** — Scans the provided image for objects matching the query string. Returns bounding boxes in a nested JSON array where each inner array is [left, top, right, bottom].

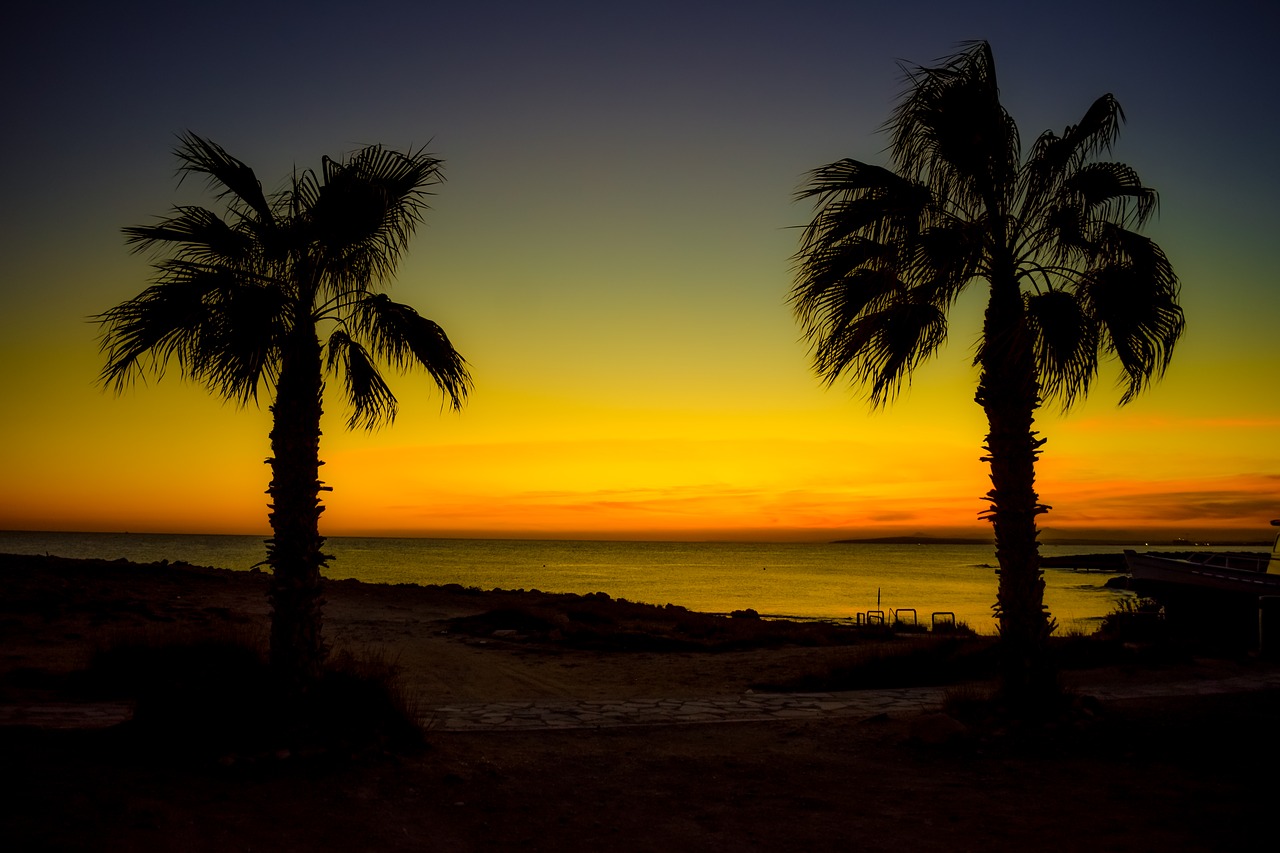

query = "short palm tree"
[[97, 134, 471, 684], [791, 42, 1183, 705]]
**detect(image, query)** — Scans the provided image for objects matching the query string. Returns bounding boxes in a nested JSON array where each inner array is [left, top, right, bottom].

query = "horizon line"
[[2, 527, 1273, 547]]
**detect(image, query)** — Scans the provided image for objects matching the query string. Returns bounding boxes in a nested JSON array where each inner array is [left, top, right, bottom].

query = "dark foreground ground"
[[2, 553, 1278, 852]]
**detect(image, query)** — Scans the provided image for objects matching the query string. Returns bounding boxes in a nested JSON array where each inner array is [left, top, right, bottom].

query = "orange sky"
[[1, 3, 1277, 543], [1, 321, 1274, 541]]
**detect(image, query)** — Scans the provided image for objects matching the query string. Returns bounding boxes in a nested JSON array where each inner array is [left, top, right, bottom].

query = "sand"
[[2, 552, 1277, 852]]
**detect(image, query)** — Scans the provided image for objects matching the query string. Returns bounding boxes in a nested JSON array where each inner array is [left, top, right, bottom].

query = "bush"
[[1097, 596, 1167, 644], [79, 628, 424, 764], [753, 636, 997, 692]]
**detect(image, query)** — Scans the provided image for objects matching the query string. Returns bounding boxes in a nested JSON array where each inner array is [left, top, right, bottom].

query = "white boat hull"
[[1123, 550, 1280, 596]]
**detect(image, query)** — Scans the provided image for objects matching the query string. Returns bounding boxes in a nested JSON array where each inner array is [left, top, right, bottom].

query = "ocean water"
[[0, 529, 1183, 634]]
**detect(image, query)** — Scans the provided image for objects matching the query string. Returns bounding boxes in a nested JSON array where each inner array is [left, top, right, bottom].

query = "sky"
[[1, 0, 1277, 543]]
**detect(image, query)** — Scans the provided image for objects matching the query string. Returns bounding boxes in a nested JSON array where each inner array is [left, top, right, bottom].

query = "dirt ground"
[[2, 553, 1278, 852]]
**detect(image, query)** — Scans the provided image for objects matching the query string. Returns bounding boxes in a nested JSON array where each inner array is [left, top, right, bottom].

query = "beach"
[[3, 552, 1278, 851]]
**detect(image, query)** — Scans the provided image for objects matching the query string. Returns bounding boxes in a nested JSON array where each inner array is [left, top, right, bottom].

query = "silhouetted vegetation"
[[791, 41, 1183, 709], [445, 596, 874, 652], [95, 135, 470, 685], [79, 627, 423, 765], [755, 636, 998, 692]]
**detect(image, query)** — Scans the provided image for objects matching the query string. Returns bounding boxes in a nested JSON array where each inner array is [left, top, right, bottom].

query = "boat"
[[1123, 520, 1280, 596]]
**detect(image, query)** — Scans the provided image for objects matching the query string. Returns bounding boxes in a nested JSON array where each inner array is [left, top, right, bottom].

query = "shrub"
[[1097, 596, 1167, 643], [79, 628, 424, 764], [753, 636, 997, 692]]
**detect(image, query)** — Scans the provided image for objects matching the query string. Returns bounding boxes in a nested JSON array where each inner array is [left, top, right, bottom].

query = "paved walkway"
[[6, 670, 1279, 732], [428, 689, 948, 731], [0, 702, 135, 730], [428, 670, 1280, 731]]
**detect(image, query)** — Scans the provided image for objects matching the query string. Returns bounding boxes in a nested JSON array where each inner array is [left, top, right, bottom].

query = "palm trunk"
[[976, 273, 1056, 708], [266, 322, 329, 685]]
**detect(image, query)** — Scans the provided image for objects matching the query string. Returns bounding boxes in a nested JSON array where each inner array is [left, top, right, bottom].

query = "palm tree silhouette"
[[97, 134, 471, 684], [791, 42, 1183, 705]]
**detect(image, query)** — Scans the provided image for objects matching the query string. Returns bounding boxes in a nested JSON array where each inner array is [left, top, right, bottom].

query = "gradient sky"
[[2, 0, 1277, 541]]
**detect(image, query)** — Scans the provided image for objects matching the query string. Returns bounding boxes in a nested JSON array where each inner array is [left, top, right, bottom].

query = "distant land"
[[832, 536, 993, 545], [833, 535, 1272, 547]]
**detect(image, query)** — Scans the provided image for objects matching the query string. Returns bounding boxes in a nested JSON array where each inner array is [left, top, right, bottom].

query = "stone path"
[[428, 670, 1280, 731], [428, 688, 946, 731], [0, 702, 135, 730], [5, 670, 1280, 732]]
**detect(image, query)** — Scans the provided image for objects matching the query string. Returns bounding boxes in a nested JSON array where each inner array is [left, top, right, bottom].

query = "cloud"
[[1046, 473, 1279, 532]]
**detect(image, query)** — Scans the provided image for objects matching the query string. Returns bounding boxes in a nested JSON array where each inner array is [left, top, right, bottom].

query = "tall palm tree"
[[791, 42, 1183, 706], [97, 134, 471, 684]]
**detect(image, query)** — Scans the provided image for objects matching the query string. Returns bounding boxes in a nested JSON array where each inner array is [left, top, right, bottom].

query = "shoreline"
[[0, 537, 1143, 630], [4, 551, 1280, 851]]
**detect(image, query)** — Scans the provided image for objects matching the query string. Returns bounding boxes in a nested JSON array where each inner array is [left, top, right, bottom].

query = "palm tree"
[[97, 134, 471, 685], [791, 42, 1183, 706]]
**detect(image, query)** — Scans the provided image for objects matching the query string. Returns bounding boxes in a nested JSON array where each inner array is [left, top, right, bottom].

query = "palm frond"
[[791, 265, 902, 333], [108, 136, 469, 429], [792, 153, 972, 395], [326, 330, 398, 429], [174, 133, 273, 224], [794, 165, 955, 396], [1077, 226, 1183, 402], [95, 262, 287, 403], [1024, 162, 1158, 267], [184, 269, 288, 401], [289, 167, 322, 222], [1024, 94, 1124, 182], [811, 298, 948, 406], [1017, 93, 1129, 236], [797, 161, 933, 247], [96, 277, 211, 392], [793, 162, 929, 293], [793, 41, 1180, 414], [908, 221, 987, 304], [354, 293, 471, 410], [891, 41, 1019, 211], [1063, 93, 1126, 160], [309, 145, 444, 294], [1025, 288, 1099, 409], [1059, 162, 1158, 229], [123, 206, 256, 264], [796, 160, 917, 202]]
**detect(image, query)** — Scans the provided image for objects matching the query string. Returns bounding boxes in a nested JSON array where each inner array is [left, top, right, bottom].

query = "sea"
[[2, 530, 1224, 634]]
